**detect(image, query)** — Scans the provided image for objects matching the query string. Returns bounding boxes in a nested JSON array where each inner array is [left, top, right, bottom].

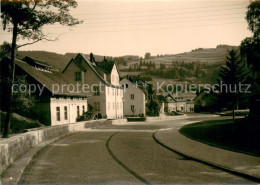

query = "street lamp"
[[122, 97, 125, 118]]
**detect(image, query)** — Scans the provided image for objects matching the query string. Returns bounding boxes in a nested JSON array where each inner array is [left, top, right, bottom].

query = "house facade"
[[163, 92, 195, 113], [62, 54, 123, 119], [0, 57, 88, 126], [120, 78, 146, 117]]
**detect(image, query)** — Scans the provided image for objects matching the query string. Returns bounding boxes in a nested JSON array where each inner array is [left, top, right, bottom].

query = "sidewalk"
[[154, 127, 260, 182]]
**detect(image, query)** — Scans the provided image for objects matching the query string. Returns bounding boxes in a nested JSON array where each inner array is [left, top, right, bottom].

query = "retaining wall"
[[146, 114, 187, 121], [0, 119, 123, 175]]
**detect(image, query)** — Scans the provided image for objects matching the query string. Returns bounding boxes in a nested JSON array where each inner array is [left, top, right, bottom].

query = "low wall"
[[109, 119, 127, 125], [0, 119, 114, 175], [146, 114, 187, 121]]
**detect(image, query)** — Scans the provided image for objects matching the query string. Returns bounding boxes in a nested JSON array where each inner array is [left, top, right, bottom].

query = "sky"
[[0, 0, 252, 57]]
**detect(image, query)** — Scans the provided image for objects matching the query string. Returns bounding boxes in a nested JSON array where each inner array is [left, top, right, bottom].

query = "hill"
[[15, 44, 237, 84], [127, 45, 238, 67]]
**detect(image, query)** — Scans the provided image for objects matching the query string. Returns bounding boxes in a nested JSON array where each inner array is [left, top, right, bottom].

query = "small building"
[[164, 94, 177, 112], [0, 57, 88, 126], [120, 78, 146, 117], [163, 92, 195, 113]]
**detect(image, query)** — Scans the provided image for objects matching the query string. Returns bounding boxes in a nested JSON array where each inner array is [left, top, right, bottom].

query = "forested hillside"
[[16, 44, 236, 84]]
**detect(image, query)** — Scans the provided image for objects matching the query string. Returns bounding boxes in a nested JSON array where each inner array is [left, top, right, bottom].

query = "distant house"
[[120, 78, 146, 117], [0, 57, 88, 126], [172, 92, 196, 112], [63, 54, 124, 119], [164, 94, 177, 113], [163, 92, 195, 113]]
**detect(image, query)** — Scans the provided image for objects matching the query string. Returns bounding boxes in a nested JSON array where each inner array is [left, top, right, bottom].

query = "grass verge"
[[180, 118, 260, 156]]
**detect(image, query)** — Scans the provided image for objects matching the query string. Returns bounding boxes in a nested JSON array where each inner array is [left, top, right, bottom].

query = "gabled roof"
[[164, 94, 177, 103], [75, 54, 122, 89], [62, 58, 86, 73], [1, 57, 87, 97], [120, 78, 145, 94]]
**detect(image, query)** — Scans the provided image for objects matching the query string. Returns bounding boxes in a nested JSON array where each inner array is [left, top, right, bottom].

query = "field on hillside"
[[123, 46, 234, 69]]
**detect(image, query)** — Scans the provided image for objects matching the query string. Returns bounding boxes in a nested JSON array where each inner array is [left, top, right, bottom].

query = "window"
[[93, 86, 100, 96], [64, 106, 68, 120], [112, 89, 114, 95], [74, 72, 81, 81], [117, 89, 119, 96], [131, 105, 135, 111], [82, 105, 85, 113], [56, 107, 60, 121], [131, 94, 134, 100], [77, 106, 80, 117], [125, 84, 128, 88], [117, 102, 118, 109], [94, 102, 100, 111]]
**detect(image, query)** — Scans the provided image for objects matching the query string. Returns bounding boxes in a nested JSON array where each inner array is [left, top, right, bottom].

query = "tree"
[[90, 52, 95, 63], [145, 52, 151, 60], [1, 0, 82, 138], [246, 1, 260, 39], [218, 49, 247, 120], [0, 42, 13, 59], [240, 1, 260, 124]]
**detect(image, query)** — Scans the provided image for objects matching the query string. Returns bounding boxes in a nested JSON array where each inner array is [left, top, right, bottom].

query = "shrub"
[[0, 111, 41, 134], [76, 111, 94, 122]]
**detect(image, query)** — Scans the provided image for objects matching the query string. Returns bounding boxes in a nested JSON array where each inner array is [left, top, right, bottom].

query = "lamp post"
[[122, 97, 125, 118]]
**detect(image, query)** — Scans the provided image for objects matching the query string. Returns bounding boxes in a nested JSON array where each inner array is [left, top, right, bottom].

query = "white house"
[[63, 54, 124, 119], [0, 57, 88, 126], [120, 78, 146, 117]]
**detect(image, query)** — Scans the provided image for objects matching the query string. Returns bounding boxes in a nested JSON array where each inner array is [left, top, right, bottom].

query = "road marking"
[[106, 132, 151, 185]]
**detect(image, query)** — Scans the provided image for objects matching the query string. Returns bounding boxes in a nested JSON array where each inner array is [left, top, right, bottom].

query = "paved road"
[[19, 116, 255, 184]]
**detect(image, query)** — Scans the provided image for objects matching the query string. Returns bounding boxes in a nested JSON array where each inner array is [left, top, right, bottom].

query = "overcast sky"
[[0, 0, 252, 57]]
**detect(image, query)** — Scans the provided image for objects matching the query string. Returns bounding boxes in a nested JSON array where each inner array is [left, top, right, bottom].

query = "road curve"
[[19, 118, 254, 184]]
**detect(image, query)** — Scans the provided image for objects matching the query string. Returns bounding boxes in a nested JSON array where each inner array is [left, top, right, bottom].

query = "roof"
[[95, 61, 115, 74], [62, 58, 86, 73], [156, 91, 170, 97], [1, 57, 87, 97], [172, 91, 196, 102], [76, 54, 122, 89], [164, 94, 177, 103]]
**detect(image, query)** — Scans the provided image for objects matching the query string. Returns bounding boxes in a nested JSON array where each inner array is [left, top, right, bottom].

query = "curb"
[[153, 131, 260, 183], [0, 133, 74, 185]]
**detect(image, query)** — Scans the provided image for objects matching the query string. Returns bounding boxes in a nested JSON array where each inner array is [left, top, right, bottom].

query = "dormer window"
[[34, 64, 52, 73], [74, 72, 81, 81]]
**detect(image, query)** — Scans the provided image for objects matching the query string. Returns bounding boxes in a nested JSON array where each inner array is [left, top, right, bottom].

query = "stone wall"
[[146, 114, 187, 121], [0, 119, 120, 175]]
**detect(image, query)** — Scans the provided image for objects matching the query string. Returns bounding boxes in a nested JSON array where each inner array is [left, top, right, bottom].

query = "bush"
[[76, 104, 95, 122], [76, 111, 94, 122], [139, 113, 145, 117], [0, 111, 41, 134]]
